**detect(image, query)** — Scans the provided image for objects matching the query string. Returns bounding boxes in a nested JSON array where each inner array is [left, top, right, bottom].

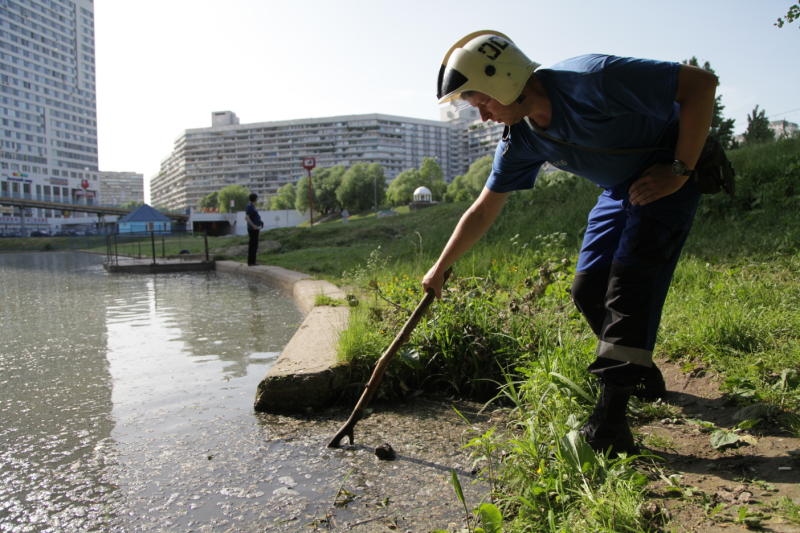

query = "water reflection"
[[0, 252, 302, 530], [0, 252, 118, 530]]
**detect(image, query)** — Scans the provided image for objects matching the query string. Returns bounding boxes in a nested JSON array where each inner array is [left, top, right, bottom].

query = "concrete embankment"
[[215, 261, 350, 412]]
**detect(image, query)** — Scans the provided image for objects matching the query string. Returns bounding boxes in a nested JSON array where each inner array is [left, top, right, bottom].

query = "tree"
[[386, 168, 421, 206], [199, 191, 218, 211], [217, 184, 250, 213], [418, 157, 448, 200], [337, 163, 386, 213], [775, 2, 799, 28], [743, 105, 774, 145], [270, 182, 295, 210], [445, 155, 493, 202], [312, 165, 345, 214], [120, 200, 144, 210], [386, 157, 448, 206], [683, 57, 736, 148]]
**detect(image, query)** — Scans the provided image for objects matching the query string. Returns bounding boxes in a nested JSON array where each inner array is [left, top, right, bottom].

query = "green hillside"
[[256, 138, 800, 531]]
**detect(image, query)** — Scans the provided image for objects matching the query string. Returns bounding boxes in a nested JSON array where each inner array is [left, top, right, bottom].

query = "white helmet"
[[437, 30, 539, 106]]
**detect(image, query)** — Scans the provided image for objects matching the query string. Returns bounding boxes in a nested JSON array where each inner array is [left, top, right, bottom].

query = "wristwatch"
[[671, 159, 693, 176]]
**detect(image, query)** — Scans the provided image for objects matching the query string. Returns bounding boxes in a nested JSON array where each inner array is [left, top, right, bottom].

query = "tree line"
[[196, 155, 495, 216]]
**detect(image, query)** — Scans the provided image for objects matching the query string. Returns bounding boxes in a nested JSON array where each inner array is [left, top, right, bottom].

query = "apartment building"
[[98, 170, 144, 206], [150, 111, 473, 211], [0, 0, 99, 222], [441, 103, 505, 172], [769, 119, 798, 139]]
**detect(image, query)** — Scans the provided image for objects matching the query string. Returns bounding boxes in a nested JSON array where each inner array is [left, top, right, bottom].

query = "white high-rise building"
[[0, 0, 99, 222]]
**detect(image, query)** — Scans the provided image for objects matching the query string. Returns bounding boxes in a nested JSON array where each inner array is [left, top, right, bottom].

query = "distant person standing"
[[245, 193, 264, 266]]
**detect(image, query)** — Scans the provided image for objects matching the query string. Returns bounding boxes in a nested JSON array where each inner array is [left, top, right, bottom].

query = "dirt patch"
[[635, 359, 800, 532], [254, 397, 494, 532]]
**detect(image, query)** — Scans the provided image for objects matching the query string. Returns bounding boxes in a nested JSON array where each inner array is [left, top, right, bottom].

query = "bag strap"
[[519, 117, 667, 155]]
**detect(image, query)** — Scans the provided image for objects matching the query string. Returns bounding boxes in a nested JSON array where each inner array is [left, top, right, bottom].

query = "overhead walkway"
[[0, 194, 188, 222]]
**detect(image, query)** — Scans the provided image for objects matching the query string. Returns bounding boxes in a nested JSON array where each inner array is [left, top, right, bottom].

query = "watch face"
[[672, 160, 689, 176]]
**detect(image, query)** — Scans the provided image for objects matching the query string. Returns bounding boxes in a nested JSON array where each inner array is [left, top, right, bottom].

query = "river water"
[[0, 252, 488, 532]]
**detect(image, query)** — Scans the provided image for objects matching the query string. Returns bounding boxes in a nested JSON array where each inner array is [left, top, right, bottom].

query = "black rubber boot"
[[632, 363, 667, 402], [580, 382, 639, 457]]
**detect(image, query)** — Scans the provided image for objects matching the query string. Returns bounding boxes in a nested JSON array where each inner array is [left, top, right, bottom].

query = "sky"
[[93, 0, 800, 199]]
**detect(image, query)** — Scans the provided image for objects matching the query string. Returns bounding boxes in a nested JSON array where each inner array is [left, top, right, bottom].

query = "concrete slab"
[[254, 306, 349, 412], [216, 261, 310, 293], [215, 261, 350, 413], [294, 279, 347, 315]]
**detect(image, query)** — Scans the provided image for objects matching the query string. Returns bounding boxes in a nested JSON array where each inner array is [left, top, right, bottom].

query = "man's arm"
[[245, 207, 260, 230], [629, 64, 718, 206], [422, 187, 509, 297], [673, 64, 719, 169]]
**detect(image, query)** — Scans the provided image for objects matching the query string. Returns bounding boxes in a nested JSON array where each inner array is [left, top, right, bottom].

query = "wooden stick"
[[327, 270, 450, 448]]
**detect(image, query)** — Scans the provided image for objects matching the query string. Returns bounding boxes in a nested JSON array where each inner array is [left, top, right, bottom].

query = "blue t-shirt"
[[486, 54, 681, 192]]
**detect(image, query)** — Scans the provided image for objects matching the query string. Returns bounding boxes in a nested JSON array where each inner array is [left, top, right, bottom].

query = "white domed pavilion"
[[412, 186, 432, 203]]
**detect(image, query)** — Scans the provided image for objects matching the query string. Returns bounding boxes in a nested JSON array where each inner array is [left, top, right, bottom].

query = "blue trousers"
[[571, 175, 700, 381]]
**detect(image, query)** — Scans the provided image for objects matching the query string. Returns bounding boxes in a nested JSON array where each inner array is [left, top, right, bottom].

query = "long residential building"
[[0, 0, 99, 219], [98, 170, 144, 206], [151, 107, 505, 211]]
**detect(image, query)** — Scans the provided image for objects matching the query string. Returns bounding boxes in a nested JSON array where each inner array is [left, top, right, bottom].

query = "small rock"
[[639, 501, 663, 521], [732, 403, 772, 423], [375, 443, 396, 460]]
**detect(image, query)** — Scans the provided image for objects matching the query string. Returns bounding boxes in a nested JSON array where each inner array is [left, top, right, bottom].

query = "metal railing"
[[105, 230, 210, 267]]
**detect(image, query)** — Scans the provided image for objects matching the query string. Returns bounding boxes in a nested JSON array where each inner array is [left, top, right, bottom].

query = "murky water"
[[0, 252, 488, 532]]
